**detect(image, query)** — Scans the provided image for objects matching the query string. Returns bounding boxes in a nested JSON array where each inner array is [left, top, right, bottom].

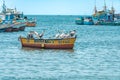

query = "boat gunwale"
[[20, 37, 76, 41]]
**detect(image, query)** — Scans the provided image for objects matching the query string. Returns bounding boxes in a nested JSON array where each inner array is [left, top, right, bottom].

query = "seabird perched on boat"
[[70, 30, 76, 37]]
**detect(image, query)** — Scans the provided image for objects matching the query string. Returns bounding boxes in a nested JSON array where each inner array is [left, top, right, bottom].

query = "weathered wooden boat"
[[25, 18, 36, 27], [19, 37, 76, 49], [26, 21, 36, 27], [19, 30, 76, 49]]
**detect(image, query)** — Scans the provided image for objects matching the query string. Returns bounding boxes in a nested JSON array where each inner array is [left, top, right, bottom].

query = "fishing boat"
[[0, 0, 38, 32], [0, 23, 12, 32], [0, 0, 27, 32], [25, 18, 36, 27], [5, 27, 12, 32], [3, 22, 26, 32], [26, 21, 36, 27], [75, 17, 84, 25], [76, 0, 120, 26], [83, 17, 94, 25], [92, 0, 120, 25], [19, 30, 76, 49], [75, 16, 94, 25], [14, 22, 26, 31]]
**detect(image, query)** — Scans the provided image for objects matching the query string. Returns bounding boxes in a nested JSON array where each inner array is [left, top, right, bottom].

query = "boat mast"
[[103, 0, 107, 11], [2, 0, 6, 14], [111, 1, 115, 21], [94, 0, 97, 14], [111, 1, 115, 14]]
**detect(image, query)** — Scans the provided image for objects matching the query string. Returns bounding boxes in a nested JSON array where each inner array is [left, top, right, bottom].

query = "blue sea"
[[0, 15, 120, 80]]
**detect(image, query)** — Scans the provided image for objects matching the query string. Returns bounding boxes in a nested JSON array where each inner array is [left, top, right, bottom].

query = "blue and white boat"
[[83, 17, 94, 25], [76, 0, 120, 26], [0, 0, 26, 32]]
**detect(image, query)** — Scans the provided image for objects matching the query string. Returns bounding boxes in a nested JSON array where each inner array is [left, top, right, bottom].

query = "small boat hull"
[[75, 17, 84, 25], [5, 27, 13, 32], [19, 26, 25, 31], [84, 21, 94, 25], [26, 22, 36, 27], [0, 24, 9, 32], [19, 37, 76, 49], [0, 28, 6, 32], [12, 28, 19, 32]]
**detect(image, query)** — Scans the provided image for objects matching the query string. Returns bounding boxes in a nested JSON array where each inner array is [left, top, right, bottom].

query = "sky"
[[0, 0, 120, 15]]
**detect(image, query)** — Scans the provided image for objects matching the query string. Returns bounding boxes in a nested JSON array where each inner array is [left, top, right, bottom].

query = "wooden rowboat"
[[19, 30, 76, 49], [19, 37, 76, 49], [26, 21, 36, 27]]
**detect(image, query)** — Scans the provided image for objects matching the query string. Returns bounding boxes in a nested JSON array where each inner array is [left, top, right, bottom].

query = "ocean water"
[[0, 15, 120, 80]]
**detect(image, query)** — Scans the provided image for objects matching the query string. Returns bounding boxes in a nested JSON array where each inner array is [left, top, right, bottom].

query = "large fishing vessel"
[[75, 0, 120, 26], [0, 0, 36, 32], [92, 0, 118, 25], [19, 30, 76, 49], [0, 0, 26, 32]]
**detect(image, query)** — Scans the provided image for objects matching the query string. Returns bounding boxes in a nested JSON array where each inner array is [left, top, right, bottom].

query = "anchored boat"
[[24, 16, 36, 27], [75, 0, 120, 26], [19, 30, 76, 49], [26, 21, 36, 27], [0, 0, 27, 32]]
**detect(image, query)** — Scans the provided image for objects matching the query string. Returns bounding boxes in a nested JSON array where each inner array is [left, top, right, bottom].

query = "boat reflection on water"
[[21, 47, 74, 53]]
